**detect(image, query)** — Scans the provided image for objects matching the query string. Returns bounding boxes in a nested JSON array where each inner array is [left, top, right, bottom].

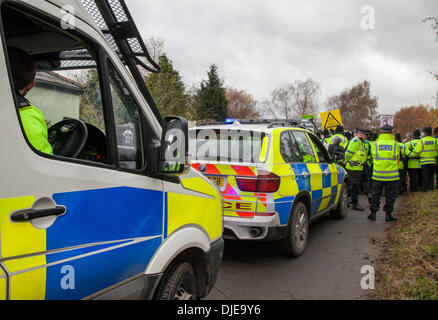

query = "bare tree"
[[146, 36, 165, 61], [424, 17, 438, 80], [291, 78, 320, 117], [225, 87, 260, 119], [139, 36, 166, 78], [261, 78, 320, 120], [326, 80, 380, 131]]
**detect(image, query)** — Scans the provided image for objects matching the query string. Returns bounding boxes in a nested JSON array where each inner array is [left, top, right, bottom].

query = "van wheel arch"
[[153, 247, 208, 300]]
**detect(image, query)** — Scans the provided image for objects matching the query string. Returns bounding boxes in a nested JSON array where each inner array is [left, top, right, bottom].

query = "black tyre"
[[156, 262, 198, 300], [281, 201, 309, 257], [330, 182, 348, 220]]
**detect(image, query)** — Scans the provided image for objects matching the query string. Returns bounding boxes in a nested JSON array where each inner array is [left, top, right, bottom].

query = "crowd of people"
[[316, 124, 438, 222]]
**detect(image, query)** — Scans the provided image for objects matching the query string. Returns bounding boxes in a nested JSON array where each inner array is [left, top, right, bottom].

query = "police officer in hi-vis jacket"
[[368, 125, 400, 222], [7, 47, 53, 155]]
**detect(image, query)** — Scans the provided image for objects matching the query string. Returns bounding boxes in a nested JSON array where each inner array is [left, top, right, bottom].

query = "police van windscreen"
[[190, 129, 268, 163]]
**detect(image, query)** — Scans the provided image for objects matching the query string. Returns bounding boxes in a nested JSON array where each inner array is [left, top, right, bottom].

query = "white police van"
[[0, 0, 223, 300]]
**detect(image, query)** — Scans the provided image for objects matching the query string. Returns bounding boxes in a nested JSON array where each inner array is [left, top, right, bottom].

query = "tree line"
[[141, 37, 384, 130], [78, 24, 438, 134], [393, 17, 438, 137]]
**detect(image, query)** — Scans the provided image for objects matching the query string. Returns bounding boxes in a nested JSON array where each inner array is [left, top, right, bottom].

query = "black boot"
[[368, 212, 376, 221], [385, 213, 397, 222]]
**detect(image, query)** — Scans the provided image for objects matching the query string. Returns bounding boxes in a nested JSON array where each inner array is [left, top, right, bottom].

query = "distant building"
[[27, 71, 85, 127]]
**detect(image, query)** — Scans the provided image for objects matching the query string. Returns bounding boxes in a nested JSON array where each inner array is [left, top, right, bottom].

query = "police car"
[[0, 0, 223, 300], [190, 119, 348, 257]]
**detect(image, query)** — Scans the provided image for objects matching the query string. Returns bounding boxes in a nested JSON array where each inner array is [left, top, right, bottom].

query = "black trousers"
[[361, 163, 371, 195], [436, 163, 438, 190], [347, 170, 363, 206], [370, 180, 398, 214], [408, 168, 422, 192], [421, 164, 437, 192], [398, 169, 407, 193]]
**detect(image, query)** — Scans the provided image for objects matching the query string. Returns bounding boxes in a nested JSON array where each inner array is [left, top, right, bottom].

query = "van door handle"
[[10, 206, 66, 223]]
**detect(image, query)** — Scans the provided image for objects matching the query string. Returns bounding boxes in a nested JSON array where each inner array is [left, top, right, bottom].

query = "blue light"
[[225, 119, 235, 124]]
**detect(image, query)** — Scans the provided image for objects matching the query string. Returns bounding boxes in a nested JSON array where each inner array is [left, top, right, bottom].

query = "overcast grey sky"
[[126, 0, 438, 115]]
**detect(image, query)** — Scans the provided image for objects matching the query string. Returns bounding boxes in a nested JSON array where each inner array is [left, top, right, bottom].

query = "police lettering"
[[379, 145, 393, 151], [223, 201, 253, 211], [425, 141, 435, 145]]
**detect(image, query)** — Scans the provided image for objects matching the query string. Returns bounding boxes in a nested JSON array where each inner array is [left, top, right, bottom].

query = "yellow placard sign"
[[320, 109, 343, 130]]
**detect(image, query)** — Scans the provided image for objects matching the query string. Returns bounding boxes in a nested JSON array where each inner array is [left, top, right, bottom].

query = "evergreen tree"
[[146, 54, 189, 118], [195, 64, 228, 121], [78, 69, 105, 130]]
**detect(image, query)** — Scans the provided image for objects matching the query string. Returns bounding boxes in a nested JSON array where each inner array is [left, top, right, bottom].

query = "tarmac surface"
[[205, 194, 398, 300]]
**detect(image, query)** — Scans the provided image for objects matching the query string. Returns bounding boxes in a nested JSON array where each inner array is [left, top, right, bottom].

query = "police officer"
[[360, 132, 373, 199], [322, 129, 331, 144], [395, 132, 407, 194], [435, 127, 438, 190], [413, 126, 438, 192], [344, 128, 369, 211], [368, 125, 400, 222], [330, 125, 348, 149], [405, 129, 422, 192], [7, 47, 53, 155], [328, 135, 345, 165]]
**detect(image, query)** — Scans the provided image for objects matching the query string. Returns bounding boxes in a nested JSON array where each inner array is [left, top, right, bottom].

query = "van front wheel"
[[156, 262, 198, 300]]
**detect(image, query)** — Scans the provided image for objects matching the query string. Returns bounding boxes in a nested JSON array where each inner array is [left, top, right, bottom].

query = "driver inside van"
[[7, 47, 53, 155]]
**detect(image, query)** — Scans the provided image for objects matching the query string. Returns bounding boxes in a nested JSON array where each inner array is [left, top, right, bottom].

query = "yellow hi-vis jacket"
[[370, 133, 400, 181], [17, 94, 53, 155], [413, 136, 438, 166]]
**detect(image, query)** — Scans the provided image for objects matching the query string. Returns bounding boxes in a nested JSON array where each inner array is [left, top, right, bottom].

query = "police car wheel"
[[281, 202, 309, 257], [330, 182, 348, 220], [156, 262, 198, 300]]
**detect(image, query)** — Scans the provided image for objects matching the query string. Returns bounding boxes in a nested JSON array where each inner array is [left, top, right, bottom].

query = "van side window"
[[108, 63, 144, 170], [292, 131, 316, 163], [2, 5, 110, 165], [279, 131, 302, 163]]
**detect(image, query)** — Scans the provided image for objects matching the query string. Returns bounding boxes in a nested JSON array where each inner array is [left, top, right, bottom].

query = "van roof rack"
[[80, 0, 160, 73], [77, 0, 163, 123]]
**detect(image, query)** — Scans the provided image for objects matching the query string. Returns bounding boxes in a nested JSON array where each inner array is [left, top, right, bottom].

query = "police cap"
[[380, 125, 393, 133], [354, 128, 370, 135]]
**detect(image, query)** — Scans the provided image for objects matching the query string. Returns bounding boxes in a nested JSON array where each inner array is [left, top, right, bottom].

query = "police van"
[[190, 119, 348, 257], [0, 0, 224, 300]]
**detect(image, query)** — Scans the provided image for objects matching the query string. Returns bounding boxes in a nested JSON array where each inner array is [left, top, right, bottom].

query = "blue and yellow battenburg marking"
[[0, 182, 222, 300], [0, 189, 158, 300], [192, 160, 347, 226], [0, 188, 163, 300]]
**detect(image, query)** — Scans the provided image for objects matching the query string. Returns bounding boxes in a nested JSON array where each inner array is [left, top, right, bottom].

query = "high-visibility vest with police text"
[[370, 133, 400, 181], [413, 136, 438, 166]]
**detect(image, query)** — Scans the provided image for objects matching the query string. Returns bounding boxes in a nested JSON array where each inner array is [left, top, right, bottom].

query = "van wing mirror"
[[160, 116, 190, 175]]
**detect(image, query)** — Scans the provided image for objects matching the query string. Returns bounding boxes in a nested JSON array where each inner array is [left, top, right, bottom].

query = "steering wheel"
[[48, 119, 88, 158]]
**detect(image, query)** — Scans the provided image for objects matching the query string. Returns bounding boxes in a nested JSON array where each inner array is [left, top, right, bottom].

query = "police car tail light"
[[236, 171, 280, 193]]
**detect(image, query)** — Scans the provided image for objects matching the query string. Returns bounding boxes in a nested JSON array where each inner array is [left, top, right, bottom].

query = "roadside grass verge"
[[370, 191, 438, 300]]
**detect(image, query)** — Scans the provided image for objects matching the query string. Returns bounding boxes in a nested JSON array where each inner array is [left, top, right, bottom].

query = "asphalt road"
[[205, 194, 399, 300]]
